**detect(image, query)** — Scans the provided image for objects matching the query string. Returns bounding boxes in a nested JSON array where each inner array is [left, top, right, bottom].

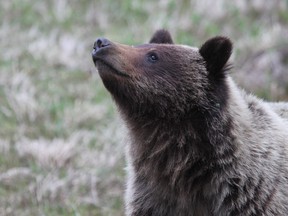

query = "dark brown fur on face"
[[92, 30, 288, 216], [93, 36, 214, 120]]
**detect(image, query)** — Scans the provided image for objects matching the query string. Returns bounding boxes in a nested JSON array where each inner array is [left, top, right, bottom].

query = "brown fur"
[[92, 30, 288, 216]]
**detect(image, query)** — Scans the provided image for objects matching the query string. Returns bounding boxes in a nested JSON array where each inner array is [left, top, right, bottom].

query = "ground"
[[0, 0, 287, 215]]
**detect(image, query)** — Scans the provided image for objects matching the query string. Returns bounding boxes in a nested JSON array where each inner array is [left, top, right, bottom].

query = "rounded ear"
[[149, 29, 174, 44], [199, 36, 232, 78]]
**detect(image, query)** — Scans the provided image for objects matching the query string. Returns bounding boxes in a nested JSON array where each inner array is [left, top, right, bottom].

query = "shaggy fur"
[[92, 30, 288, 216]]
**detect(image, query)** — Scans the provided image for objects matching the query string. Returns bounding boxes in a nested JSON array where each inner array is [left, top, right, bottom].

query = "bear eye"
[[148, 53, 159, 63]]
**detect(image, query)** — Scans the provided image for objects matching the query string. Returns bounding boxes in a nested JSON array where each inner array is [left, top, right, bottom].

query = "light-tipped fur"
[[92, 30, 288, 216]]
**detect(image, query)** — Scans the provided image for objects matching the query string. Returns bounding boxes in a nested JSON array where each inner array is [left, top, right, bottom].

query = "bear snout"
[[92, 37, 112, 59], [94, 37, 111, 50]]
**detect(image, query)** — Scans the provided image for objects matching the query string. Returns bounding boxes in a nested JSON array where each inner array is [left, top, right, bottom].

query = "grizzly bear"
[[92, 29, 288, 216]]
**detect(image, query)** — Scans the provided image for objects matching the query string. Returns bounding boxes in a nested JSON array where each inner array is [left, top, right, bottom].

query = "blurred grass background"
[[0, 0, 288, 215]]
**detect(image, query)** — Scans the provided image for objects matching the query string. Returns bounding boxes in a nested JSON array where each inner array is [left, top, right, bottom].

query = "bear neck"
[[125, 100, 236, 188], [121, 77, 254, 213]]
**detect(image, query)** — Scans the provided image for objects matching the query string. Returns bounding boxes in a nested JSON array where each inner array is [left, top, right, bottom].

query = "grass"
[[0, 0, 287, 215]]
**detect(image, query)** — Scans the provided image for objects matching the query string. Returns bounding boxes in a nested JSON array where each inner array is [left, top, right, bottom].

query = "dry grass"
[[0, 0, 287, 215]]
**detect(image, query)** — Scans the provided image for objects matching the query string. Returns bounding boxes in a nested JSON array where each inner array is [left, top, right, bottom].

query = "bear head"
[[92, 30, 232, 121]]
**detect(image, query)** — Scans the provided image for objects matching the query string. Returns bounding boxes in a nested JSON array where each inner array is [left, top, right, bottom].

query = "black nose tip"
[[93, 37, 111, 50], [92, 38, 111, 59]]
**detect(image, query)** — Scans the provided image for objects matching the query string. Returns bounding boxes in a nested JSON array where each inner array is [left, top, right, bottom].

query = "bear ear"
[[149, 29, 174, 44], [199, 36, 232, 78]]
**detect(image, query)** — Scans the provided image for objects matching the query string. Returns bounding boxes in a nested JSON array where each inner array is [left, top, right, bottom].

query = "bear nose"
[[93, 37, 111, 51], [92, 38, 111, 59]]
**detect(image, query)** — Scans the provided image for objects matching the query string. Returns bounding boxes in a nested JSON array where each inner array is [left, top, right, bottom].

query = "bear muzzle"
[[92, 37, 112, 61], [92, 38, 131, 78]]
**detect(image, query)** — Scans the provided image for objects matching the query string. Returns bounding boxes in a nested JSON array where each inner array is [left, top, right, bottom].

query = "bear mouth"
[[94, 59, 129, 78]]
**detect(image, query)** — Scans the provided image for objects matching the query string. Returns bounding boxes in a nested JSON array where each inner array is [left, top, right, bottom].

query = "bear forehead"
[[134, 43, 199, 52]]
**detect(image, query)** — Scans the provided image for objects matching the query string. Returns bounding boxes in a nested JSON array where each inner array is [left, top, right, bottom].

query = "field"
[[0, 0, 287, 215]]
